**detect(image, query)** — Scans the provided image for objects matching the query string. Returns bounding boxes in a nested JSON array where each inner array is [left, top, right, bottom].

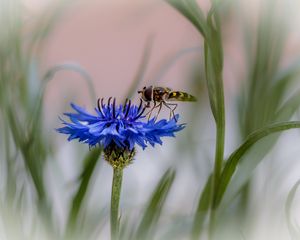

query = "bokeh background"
[[1, 0, 300, 239]]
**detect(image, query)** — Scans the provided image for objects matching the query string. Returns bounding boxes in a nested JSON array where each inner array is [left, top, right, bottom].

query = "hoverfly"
[[137, 86, 197, 120]]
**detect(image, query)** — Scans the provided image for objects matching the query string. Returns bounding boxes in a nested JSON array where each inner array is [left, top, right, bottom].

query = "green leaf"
[[220, 134, 278, 209], [285, 180, 300, 240], [238, 1, 286, 135], [3, 122, 17, 201], [134, 168, 176, 240], [166, 0, 208, 38], [215, 121, 300, 207], [204, 43, 218, 121], [185, 0, 207, 36], [230, 59, 300, 209], [204, 6, 225, 237], [276, 90, 300, 121], [224, 63, 300, 208], [166, 1, 226, 237], [6, 107, 46, 201]]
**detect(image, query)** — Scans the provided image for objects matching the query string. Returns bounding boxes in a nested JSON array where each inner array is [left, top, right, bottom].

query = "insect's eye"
[[144, 87, 152, 101]]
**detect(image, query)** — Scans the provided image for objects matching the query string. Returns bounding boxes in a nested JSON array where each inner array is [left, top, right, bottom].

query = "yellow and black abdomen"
[[167, 91, 197, 102]]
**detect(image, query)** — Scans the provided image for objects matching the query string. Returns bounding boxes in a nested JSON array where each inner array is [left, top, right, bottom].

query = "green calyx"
[[104, 144, 135, 169]]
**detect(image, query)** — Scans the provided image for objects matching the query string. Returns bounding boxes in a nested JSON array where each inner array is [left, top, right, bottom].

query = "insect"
[[137, 86, 197, 120]]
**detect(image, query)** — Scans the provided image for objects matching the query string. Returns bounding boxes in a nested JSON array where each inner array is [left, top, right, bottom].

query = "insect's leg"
[[168, 102, 178, 119], [147, 101, 156, 120], [162, 102, 172, 119], [163, 102, 178, 121], [154, 102, 163, 120]]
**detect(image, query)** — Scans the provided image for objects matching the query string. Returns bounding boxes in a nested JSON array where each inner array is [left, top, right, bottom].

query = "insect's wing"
[[153, 87, 169, 93], [167, 91, 197, 102]]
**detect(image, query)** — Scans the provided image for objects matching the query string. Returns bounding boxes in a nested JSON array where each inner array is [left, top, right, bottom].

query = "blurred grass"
[[0, 0, 100, 238], [224, 0, 300, 225], [166, 1, 226, 238], [134, 169, 176, 240], [285, 179, 300, 240], [65, 147, 102, 238], [0, 0, 62, 237], [167, 0, 300, 239], [1, 0, 300, 240]]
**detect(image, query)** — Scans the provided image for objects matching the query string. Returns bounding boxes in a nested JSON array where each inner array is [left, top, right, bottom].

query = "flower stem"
[[111, 168, 123, 240]]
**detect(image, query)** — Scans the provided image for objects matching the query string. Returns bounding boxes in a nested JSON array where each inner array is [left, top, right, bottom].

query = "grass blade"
[[42, 63, 97, 103], [224, 61, 300, 208], [134, 168, 176, 240], [166, 0, 207, 38], [66, 148, 102, 234], [285, 180, 300, 240], [215, 121, 300, 207], [191, 175, 212, 239], [165, 1, 226, 237]]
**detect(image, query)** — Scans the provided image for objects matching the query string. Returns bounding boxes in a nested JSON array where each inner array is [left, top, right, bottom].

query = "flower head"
[[57, 98, 185, 168]]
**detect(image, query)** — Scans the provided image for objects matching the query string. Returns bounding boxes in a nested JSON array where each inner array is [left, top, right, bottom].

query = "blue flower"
[[57, 98, 185, 151]]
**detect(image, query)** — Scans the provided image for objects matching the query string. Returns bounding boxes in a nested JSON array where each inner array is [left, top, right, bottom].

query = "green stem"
[[213, 115, 225, 193], [111, 168, 123, 240], [209, 126, 225, 235], [209, 71, 225, 239]]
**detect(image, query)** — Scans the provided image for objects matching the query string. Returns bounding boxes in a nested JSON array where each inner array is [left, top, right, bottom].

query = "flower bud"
[[104, 143, 135, 169]]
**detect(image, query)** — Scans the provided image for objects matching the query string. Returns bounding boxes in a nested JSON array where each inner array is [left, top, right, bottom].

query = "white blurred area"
[[3, 0, 300, 239]]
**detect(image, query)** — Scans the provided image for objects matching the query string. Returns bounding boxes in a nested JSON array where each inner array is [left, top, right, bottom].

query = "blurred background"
[[1, 0, 300, 239]]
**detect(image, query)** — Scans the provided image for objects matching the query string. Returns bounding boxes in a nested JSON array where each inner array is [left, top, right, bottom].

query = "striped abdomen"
[[167, 91, 197, 102]]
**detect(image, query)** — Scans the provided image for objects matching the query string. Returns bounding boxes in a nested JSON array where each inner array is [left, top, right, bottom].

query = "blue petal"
[[57, 102, 185, 150]]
